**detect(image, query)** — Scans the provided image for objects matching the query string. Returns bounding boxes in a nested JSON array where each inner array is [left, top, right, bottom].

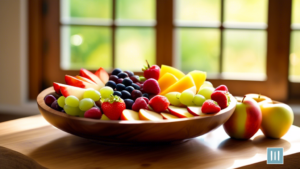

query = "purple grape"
[[131, 90, 143, 100], [51, 100, 62, 111], [109, 75, 119, 83], [130, 75, 140, 83], [117, 72, 128, 78], [124, 99, 134, 109], [112, 68, 122, 75], [124, 70, 134, 77], [44, 95, 56, 107]]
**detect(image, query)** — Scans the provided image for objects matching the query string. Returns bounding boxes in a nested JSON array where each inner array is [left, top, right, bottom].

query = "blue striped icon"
[[267, 148, 284, 164]]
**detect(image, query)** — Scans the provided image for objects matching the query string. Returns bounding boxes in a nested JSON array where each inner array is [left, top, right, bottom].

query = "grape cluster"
[[44, 89, 102, 118], [105, 68, 149, 109]]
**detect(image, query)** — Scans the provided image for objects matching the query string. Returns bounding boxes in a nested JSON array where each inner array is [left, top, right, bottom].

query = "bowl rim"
[[37, 87, 237, 124]]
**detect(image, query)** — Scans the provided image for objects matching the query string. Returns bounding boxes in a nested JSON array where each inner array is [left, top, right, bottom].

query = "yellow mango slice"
[[158, 73, 178, 94], [188, 70, 206, 93], [159, 65, 185, 80], [160, 74, 195, 95]]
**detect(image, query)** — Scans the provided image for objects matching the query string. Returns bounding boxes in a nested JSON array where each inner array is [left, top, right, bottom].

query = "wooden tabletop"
[[0, 115, 299, 169]]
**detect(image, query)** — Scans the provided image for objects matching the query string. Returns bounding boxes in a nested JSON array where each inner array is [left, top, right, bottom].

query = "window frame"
[[29, 0, 297, 102]]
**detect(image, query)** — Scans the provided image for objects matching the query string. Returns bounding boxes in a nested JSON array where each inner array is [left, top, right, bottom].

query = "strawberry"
[[149, 95, 170, 112], [211, 90, 228, 109], [142, 60, 160, 80], [101, 96, 126, 120], [215, 85, 228, 93], [201, 100, 221, 114]]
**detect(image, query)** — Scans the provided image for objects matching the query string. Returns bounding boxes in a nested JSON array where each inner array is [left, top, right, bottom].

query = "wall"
[[0, 0, 38, 115]]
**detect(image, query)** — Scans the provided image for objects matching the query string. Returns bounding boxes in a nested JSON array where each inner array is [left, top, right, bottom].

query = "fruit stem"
[[258, 94, 261, 99], [242, 95, 246, 103], [146, 60, 150, 68]]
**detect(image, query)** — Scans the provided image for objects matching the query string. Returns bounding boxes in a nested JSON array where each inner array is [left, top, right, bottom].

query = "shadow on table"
[[29, 135, 237, 169], [252, 135, 291, 153]]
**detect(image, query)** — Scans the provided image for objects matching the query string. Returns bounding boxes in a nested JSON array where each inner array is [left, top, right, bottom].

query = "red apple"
[[53, 82, 68, 95], [60, 85, 87, 100], [79, 68, 104, 86], [223, 96, 262, 139], [95, 67, 109, 84], [167, 106, 194, 118], [65, 75, 101, 90]]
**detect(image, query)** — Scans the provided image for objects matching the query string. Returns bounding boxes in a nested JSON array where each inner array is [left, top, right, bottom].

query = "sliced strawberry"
[[215, 85, 228, 93], [211, 90, 228, 109], [101, 96, 126, 120], [201, 100, 221, 114]]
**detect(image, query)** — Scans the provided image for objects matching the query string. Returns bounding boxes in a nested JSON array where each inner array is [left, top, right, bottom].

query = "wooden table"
[[0, 115, 299, 169]]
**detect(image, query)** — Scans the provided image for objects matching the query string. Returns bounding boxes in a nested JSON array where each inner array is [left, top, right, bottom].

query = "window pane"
[[224, 0, 268, 24], [177, 29, 220, 73], [176, 0, 220, 25], [116, 28, 155, 71], [289, 31, 300, 82], [116, 0, 155, 21], [61, 26, 112, 70], [223, 30, 266, 80], [292, 0, 300, 24], [61, 0, 112, 19]]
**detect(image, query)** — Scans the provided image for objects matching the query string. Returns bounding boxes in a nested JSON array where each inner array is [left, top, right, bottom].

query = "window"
[[29, 0, 297, 101]]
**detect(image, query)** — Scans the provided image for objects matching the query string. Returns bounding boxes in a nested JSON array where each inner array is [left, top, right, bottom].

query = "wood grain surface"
[[1, 115, 300, 169]]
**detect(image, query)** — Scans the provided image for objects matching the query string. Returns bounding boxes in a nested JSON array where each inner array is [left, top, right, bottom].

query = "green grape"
[[100, 87, 114, 99], [200, 81, 214, 90], [79, 98, 94, 111], [57, 96, 65, 108], [78, 110, 85, 117], [65, 96, 79, 107], [83, 89, 101, 101], [165, 92, 182, 106], [64, 105, 80, 116], [193, 94, 206, 106], [197, 87, 214, 99], [179, 90, 195, 106]]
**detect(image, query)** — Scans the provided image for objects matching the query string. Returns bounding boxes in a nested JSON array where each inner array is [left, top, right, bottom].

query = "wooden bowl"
[[37, 87, 237, 144]]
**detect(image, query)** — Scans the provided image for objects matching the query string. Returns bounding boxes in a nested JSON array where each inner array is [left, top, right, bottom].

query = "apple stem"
[[242, 95, 246, 103], [146, 60, 150, 68], [258, 94, 261, 99]]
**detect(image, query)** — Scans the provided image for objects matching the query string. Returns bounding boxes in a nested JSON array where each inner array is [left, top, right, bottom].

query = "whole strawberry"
[[201, 100, 221, 114], [101, 95, 126, 120], [142, 60, 160, 80], [211, 90, 228, 109], [142, 78, 161, 95], [149, 95, 170, 112], [215, 85, 228, 93]]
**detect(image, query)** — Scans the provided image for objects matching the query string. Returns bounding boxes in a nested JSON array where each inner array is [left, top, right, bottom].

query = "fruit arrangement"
[[44, 62, 232, 121]]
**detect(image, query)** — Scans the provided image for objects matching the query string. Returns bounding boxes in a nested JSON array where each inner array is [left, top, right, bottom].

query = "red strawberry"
[[201, 100, 221, 114], [149, 95, 170, 112], [215, 85, 228, 93], [211, 90, 228, 109], [101, 96, 126, 120], [142, 60, 160, 80]]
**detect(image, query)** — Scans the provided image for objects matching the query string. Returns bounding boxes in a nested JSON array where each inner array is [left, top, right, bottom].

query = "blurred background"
[[0, 0, 299, 124]]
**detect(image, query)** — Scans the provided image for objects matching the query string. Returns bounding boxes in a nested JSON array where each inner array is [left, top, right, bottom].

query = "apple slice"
[[76, 75, 97, 84], [167, 106, 194, 118], [187, 106, 204, 116], [184, 86, 197, 95], [60, 85, 87, 100], [121, 109, 139, 121], [53, 82, 68, 95], [65, 75, 101, 90], [79, 68, 104, 86], [100, 114, 110, 120], [139, 109, 163, 121], [161, 113, 179, 120], [95, 67, 109, 84]]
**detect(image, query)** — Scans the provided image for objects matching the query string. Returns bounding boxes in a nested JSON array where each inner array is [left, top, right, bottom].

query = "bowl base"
[[88, 138, 191, 146]]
